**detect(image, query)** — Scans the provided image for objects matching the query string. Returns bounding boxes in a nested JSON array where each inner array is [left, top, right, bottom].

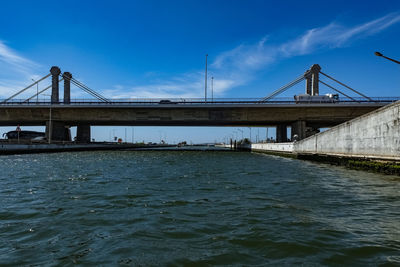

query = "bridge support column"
[[63, 72, 72, 104], [50, 66, 61, 103], [310, 64, 321, 96], [276, 124, 287, 143], [305, 70, 312, 95], [46, 121, 71, 142], [76, 125, 91, 143], [291, 121, 307, 141]]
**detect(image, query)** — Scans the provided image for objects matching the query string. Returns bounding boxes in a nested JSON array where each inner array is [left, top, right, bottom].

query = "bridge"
[[0, 65, 396, 143]]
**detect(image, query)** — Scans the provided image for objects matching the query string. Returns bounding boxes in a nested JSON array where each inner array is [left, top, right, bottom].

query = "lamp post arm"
[[381, 55, 400, 65]]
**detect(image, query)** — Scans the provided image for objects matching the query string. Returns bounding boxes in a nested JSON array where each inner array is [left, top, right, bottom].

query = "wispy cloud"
[[2, 12, 399, 100], [109, 12, 400, 99], [280, 13, 400, 56], [0, 40, 39, 76], [0, 40, 44, 99]]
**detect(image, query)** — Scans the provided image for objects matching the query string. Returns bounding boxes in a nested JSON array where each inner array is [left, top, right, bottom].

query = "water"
[[0, 150, 399, 266]]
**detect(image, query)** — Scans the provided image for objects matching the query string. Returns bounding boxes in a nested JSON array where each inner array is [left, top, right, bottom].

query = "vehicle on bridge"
[[159, 100, 177, 104], [3, 130, 45, 140], [294, 94, 339, 103]]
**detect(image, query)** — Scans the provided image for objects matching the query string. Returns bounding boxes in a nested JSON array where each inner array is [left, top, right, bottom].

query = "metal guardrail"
[[0, 97, 398, 106]]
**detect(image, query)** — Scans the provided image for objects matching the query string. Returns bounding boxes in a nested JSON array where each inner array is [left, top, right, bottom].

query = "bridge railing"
[[0, 97, 399, 105]]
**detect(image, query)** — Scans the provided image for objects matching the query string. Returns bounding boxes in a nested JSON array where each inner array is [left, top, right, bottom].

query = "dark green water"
[[0, 150, 399, 266]]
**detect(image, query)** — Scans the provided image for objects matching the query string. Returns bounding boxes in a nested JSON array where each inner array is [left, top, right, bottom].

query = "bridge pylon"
[[50, 66, 61, 103], [46, 66, 72, 142], [304, 64, 321, 96], [63, 72, 72, 104]]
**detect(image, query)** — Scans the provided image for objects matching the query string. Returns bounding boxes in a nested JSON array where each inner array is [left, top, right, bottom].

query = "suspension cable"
[[319, 71, 374, 102], [2, 73, 51, 103], [23, 78, 64, 103], [71, 78, 110, 102], [261, 74, 305, 101], [319, 80, 359, 102], [62, 74, 110, 102]]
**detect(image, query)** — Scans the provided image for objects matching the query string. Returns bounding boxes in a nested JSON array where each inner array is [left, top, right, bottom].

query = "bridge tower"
[[46, 66, 72, 142], [305, 64, 321, 96], [50, 66, 61, 103], [282, 64, 322, 142], [63, 72, 72, 104]]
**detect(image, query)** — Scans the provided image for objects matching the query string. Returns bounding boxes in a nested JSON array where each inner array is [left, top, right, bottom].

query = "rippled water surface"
[[0, 150, 399, 266]]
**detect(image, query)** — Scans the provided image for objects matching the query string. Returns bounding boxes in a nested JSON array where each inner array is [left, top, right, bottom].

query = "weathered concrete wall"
[[294, 101, 400, 160], [251, 143, 294, 153]]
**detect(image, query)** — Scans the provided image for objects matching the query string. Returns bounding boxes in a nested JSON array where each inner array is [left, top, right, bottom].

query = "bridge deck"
[[0, 100, 393, 127]]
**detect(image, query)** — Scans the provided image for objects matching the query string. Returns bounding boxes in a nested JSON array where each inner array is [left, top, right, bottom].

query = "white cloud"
[[109, 13, 399, 99], [281, 13, 400, 56], [0, 40, 39, 76], [0, 40, 45, 99], [1, 12, 399, 100]]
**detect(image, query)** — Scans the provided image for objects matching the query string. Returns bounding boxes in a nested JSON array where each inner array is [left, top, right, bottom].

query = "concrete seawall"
[[249, 101, 400, 174], [294, 101, 400, 161], [0, 143, 175, 155], [251, 143, 293, 153]]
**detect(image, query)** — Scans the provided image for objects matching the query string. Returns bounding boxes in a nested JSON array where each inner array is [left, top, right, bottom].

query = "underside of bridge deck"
[[0, 104, 384, 128]]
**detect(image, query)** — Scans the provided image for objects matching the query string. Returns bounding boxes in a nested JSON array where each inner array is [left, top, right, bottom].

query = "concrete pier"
[[76, 124, 91, 143], [46, 121, 71, 141], [291, 121, 307, 140], [276, 124, 288, 142]]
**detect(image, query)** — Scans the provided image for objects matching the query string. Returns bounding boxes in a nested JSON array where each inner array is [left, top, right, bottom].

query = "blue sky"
[[1, 0, 400, 143]]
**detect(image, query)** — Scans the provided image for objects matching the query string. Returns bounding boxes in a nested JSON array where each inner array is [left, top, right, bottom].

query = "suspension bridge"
[[0, 65, 396, 143]]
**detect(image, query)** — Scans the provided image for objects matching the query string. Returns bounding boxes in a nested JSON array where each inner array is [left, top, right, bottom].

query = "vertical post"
[[304, 70, 312, 95], [50, 66, 61, 103], [63, 72, 72, 104], [48, 106, 52, 144], [310, 64, 321, 96], [211, 76, 214, 102], [35, 82, 39, 103], [248, 127, 252, 143], [205, 54, 208, 102]]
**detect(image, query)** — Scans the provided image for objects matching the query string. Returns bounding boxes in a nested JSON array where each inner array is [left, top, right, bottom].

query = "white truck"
[[294, 93, 339, 103]]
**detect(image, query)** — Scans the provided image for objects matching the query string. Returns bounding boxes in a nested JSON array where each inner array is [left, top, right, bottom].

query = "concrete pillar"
[[291, 121, 307, 141], [304, 70, 312, 95], [63, 72, 72, 104], [276, 124, 287, 143], [50, 66, 61, 103], [76, 125, 91, 143], [310, 64, 321, 96], [46, 121, 71, 142]]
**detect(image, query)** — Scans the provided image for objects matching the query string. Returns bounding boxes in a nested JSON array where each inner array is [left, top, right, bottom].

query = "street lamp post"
[[211, 76, 214, 102], [205, 54, 208, 102], [32, 79, 39, 103], [375, 51, 400, 65], [237, 128, 243, 140], [248, 127, 252, 143], [48, 104, 52, 144]]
